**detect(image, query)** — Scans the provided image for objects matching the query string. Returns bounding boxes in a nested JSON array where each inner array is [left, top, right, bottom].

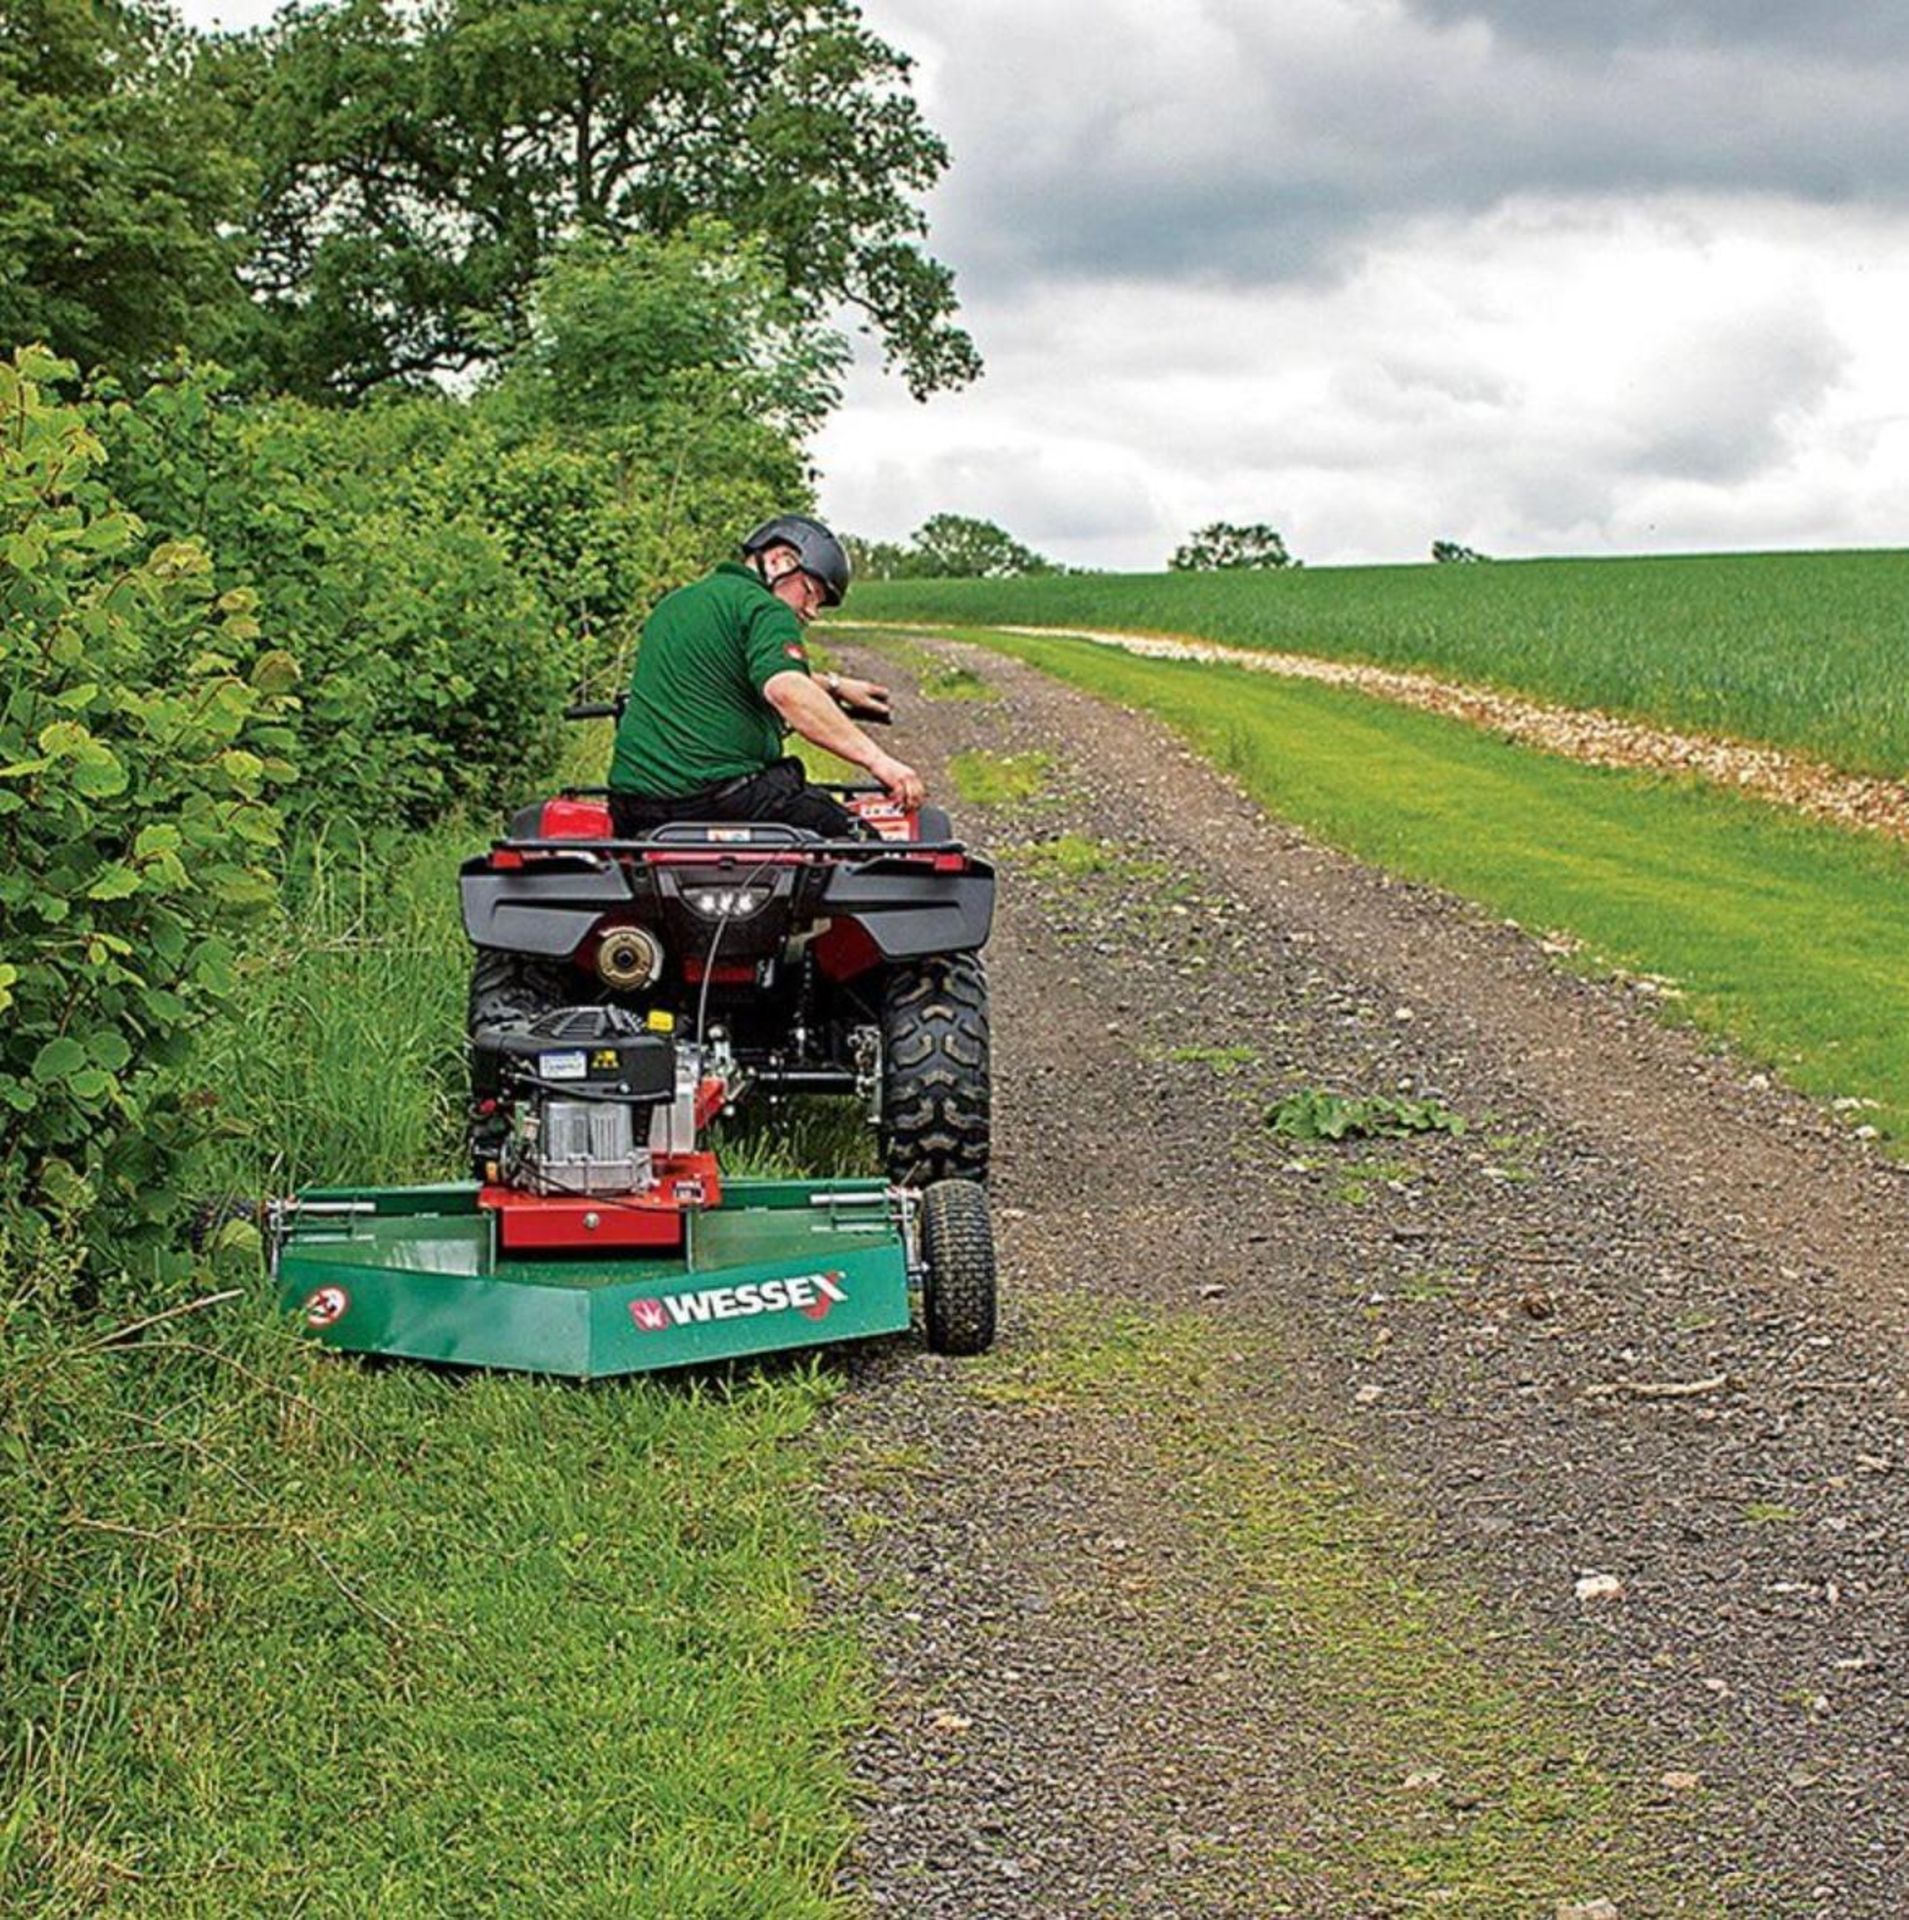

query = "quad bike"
[[461, 694, 995, 1188], [253, 693, 999, 1380]]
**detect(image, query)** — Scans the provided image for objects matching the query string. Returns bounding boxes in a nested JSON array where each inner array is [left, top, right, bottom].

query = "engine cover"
[[471, 1005, 675, 1105]]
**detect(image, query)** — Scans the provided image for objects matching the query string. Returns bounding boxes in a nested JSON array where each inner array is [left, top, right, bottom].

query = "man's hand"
[[868, 750, 925, 811], [828, 672, 892, 721], [764, 669, 930, 809]]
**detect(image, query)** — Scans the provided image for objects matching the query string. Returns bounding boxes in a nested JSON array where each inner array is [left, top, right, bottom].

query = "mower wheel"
[[879, 953, 990, 1186], [919, 1178, 996, 1356], [467, 948, 573, 1037]]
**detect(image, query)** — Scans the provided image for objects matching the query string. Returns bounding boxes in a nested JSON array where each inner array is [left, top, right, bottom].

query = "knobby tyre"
[[467, 948, 574, 1037], [879, 952, 990, 1186]]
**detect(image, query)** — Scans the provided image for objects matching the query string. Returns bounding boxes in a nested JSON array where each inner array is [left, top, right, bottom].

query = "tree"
[[1431, 539, 1491, 564], [0, 0, 249, 376], [895, 514, 1057, 579], [1169, 522, 1296, 571], [216, 0, 979, 402], [485, 222, 847, 444], [844, 532, 915, 582], [479, 224, 838, 627]]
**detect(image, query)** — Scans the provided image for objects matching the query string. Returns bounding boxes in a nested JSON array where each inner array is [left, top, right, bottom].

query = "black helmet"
[[740, 513, 851, 608]]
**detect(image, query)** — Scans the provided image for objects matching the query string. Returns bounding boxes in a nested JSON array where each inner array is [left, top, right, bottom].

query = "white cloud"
[[817, 194, 1909, 566]]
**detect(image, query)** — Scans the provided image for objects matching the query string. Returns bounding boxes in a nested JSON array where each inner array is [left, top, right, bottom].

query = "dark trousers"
[[609, 756, 868, 840]]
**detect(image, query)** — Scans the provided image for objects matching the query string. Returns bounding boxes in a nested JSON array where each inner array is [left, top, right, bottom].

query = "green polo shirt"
[[608, 562, 813, 796]]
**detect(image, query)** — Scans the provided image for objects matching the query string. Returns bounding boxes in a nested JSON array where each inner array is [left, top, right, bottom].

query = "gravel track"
[[824, 638, 1909, 1918]]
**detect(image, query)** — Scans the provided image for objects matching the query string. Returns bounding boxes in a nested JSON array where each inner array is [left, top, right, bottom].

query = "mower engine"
[[471, 1005, 676, 1194], [470, 1006, 728, 1251]]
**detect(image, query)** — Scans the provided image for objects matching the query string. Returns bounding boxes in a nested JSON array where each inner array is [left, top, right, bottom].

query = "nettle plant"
[[0, 348, 298, 1265]]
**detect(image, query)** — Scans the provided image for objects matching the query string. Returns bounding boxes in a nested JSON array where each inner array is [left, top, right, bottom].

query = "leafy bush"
[[101, 370, 569, 825], [0, 347, 296, 1258]]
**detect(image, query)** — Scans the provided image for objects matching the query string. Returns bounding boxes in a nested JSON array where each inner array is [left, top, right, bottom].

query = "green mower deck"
[[274, 1178, 915, 1379]]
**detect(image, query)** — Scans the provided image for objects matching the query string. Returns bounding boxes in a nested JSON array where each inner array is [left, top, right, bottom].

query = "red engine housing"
[[479, 1150, 723, 1254]]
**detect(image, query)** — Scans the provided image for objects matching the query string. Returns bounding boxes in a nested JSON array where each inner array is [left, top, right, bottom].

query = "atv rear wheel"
[[467, 948, 574, 1037], [919, 1178, 996, 1356], [879, 953, 990, 1185]]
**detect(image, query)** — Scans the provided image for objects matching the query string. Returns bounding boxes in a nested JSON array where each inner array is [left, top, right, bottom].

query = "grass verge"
[[970, 628, 1909, 1146], [2, 825, 870, 1915], [972, 1300, 1718, 1913], [851, 547, 1909, 776]]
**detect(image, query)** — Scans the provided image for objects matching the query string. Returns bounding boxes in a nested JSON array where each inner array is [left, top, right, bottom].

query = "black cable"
[[693, 853, 780, 1049]]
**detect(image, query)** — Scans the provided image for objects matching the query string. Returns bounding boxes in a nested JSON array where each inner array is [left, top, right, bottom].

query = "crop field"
[[854, 548, 1909, 776]]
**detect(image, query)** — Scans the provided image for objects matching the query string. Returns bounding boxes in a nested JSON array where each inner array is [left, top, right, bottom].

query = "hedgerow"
[[0, 347, 296, 1262], [3, 232, 826, 1271], [101, 373, 571, 825]]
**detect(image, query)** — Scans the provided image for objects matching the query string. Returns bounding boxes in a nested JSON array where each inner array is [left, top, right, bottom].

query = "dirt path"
[[842, 619, 1909, 847], [825, 638, 1909, 1918]]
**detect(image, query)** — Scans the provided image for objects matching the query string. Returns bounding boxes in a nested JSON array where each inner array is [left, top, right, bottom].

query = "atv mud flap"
[[272, 1180, 914, 1379]]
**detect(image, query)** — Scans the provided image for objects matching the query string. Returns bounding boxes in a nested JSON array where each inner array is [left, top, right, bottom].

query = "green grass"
[[973, 1302, 1716, 1913], [946, 748, 1053, 805], [1, 826, 872, 1915], [852, 547, 1909, 776], [189, 831, 470, 1194], [1000, 831, 1164, 882], [1162, 1043, 1260, 1074], [971, 630, 1909, 1147]]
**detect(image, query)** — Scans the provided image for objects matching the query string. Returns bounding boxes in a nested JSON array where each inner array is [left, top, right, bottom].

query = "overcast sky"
[[179, 0, 1909, 568]]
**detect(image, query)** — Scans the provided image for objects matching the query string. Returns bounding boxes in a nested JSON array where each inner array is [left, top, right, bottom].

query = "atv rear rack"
[[492, 834, 973, 861]]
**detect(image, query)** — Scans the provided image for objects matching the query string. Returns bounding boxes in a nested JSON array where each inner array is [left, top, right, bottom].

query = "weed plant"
[[1269, 1089, 1468, 1141], [857, 549, 1909, 776]]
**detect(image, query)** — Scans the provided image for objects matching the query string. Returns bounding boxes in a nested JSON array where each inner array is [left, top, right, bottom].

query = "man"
[[607, 514, 925, 839]]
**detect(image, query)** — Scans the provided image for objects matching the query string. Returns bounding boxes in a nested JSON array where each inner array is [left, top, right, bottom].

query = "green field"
[[951, 628, 1909, 1148], [853, 549, 1909, 776]]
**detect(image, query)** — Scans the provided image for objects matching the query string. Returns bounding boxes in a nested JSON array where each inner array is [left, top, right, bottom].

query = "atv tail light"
[[684, 886, 773, 920]]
